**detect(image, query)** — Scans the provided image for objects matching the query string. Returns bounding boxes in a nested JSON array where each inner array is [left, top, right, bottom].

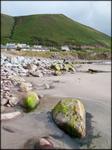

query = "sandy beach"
[[1, 62, 111, 149]]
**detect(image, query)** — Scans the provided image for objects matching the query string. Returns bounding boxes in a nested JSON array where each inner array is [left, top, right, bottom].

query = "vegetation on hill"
[[1, 14, 15, 43], [1, 14, 111, 49]]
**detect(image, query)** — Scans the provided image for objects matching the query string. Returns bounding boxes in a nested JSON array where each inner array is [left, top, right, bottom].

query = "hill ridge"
[[1, 13, 111, 48]]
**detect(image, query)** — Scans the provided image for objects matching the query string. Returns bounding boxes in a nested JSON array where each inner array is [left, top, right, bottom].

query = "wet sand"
[[1, 63, 111, 149]]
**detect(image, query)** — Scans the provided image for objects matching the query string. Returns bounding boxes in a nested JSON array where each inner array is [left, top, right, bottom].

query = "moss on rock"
[[51, 62, 75, 75], [51, 63, 61, 71], [54, 70, 62, 76], [52, 98, 86, 138], [24, 91, 39, 111]]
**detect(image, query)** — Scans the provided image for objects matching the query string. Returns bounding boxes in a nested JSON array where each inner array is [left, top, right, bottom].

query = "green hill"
[[1, 14, 111, 48], [1, 14, 15, 43]]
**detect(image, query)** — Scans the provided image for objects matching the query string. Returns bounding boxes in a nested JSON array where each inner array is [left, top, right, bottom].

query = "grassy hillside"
[[1, 14, 111, 48], [1, 14, 15, 43]]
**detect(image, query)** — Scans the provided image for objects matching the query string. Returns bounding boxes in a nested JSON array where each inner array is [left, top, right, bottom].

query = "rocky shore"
[[1, 53, 76, 109], [1, 52, 111, 149]]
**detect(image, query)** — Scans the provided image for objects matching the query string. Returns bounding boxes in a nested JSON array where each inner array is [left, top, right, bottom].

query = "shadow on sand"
[[23, 111, 101, 149]]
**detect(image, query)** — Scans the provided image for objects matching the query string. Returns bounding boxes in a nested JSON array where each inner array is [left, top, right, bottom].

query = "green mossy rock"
[[67, 64, 75, 72], [51, 62, 75, 74], [54, 70, 62, 76], [24, 91, 39, 111], [65, 62, 75, 72], [52, 98, 86, 138], [51, 63, 61, 71], [63, 64, 69, 71]]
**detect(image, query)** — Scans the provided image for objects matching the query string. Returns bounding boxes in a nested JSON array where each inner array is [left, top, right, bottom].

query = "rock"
[[23, 91, 39, 111], [6, 104, 11, 107], [67, 64, 75, 72], [25, 64, 37, 71], [51, 63, 61, 71], [36, 137, 54, 149], [51, 62, 75, 74], [38, 94, 44, 99], [10, 76, 25, 85], [52, 98, 86, 138], [1, 111, 21, 120], [54, 70, 62, 76], [87, 68, 104, 73], [19, 82, 32, 92], [23, 136, 54, 149], [1, 98, 8, 106], [63, 63, 75, 72], [8, 96, 19, 107], [30, 70, 43, 77], [63, 64, 69, 71], [44, 83, 50, 89]]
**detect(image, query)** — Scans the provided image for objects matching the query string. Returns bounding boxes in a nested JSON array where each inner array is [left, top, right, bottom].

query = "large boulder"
[[51, 63, 61, 71], [51, 62, 75, 73], [23, 91, 39, 111], [52, 98, 86, 138]]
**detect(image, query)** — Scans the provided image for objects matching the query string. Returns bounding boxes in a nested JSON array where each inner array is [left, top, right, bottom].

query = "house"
[[61, 45, 70, 51], [33, 45, 42, 49], [6, 43, 17, 49], [31, 46, 49, 51], [16, 43, 30, 49]]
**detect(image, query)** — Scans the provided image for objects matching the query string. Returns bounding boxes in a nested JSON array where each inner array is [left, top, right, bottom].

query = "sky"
[[1, 1, 111, 36]]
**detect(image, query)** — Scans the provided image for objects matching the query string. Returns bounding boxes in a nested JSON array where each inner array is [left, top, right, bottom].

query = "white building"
[[31, 45, 49, 51], [17, 43, 30, 49], [33, 45, 42, 49], [61, 45, 70, 51], [6, 43, 17, 49]]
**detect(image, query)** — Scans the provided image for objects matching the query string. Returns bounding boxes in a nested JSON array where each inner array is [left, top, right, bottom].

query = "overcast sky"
[[1, 1, 111, 36]]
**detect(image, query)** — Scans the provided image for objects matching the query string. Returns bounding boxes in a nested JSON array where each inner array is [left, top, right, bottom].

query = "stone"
[[1, 111, 21, 120], [30, 70, 43, 77], [10, 76, 25, 84], [25, 64, 37, 71], [23, 91, 39, 111], [54, 70, 62, 76], [44, 83, 50, 89], [8, 96, 19, 107], [51, 63, 61, 71], [23, 136, 54, 149], [63, 63, 75, 72], [38, 94, 44, 99], [19, 82, 32, 92], [63, 64, 69, 71], [1, 98, 8, 106], [87, 68, 103, 73], [52, 98, 86, 138], [36, 137, 54, 149]]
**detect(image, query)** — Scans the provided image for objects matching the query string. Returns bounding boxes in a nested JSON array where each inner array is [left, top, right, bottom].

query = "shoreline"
[[1, 52, 111, 149]]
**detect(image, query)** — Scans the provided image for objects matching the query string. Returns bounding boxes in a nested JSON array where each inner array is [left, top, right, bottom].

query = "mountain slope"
[[1, 14, 15, 43], [1, 14, 111, 48]]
